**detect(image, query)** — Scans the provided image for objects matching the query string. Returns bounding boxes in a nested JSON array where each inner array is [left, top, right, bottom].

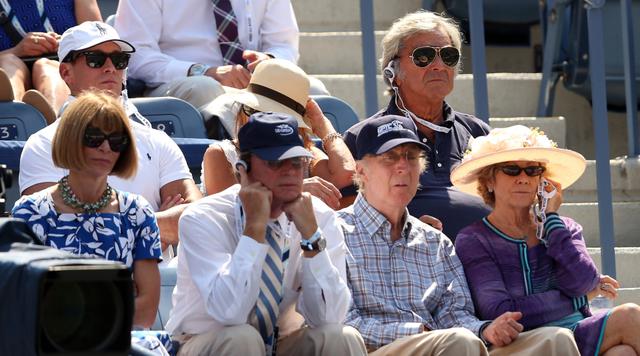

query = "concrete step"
[[566, 158, 640, 203], [616, 288, 640, 306], [315, 73, 638, 158], [561, 202, 640, 247], [292, 0, 422, 32], [299, 32, 538, 75], [588, 248, 640, 288]]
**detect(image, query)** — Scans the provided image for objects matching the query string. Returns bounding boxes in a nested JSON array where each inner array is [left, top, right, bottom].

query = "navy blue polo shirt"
[[343, 97, 492, 240]]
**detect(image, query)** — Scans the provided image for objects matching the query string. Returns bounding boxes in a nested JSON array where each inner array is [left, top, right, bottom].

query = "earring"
[[488, 187, 494, 193]]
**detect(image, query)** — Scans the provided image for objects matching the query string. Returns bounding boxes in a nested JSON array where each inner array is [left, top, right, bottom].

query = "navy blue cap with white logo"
[[355, 115, 427, 159], [238, 112, 313, 161]]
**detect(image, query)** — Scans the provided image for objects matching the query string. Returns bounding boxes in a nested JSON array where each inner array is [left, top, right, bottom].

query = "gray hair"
[[380, 10, 463, 91]]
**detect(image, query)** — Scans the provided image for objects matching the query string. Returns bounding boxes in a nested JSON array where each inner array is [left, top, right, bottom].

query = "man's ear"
[[59, 62, 72, 83]]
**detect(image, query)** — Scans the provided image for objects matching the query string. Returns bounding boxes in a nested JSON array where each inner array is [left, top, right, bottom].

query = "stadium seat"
[[539, 0, 640, 113], [311, 95, 360, 134], [0, 102, 47, 141], [131, 97, 208, 138], [442, 0, 540, 45], [563, 0, 640, 110], [443, 0, 540, 25], [152, 267, 177, 331]]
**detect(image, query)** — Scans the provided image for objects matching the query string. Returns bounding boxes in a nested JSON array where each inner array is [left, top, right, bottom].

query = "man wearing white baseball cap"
[[18, 21, 202, 261]]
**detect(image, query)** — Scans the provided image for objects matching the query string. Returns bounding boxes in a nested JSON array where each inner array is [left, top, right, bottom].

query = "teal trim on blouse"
[[482, 218, 533, 295], [543, 311, 584, 331], [595, 309, 613, 356]]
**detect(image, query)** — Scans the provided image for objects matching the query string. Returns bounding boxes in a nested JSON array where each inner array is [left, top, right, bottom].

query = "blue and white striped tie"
[[250, 223, 289, 347]]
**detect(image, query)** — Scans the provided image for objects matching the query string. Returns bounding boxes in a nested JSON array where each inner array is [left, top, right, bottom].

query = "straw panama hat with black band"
[[451, 125, 587, 197], [230, 58, 311, 130]]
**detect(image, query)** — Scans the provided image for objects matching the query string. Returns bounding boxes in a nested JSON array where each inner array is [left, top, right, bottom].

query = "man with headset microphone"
[[342, 10, 491, 240]]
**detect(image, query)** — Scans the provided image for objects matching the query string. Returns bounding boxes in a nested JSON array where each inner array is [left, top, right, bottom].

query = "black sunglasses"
[[500, 165, 546, 177], [68, 50, 131, 70], [410, 46, 460, 68], [241, 104, 260, 117], [83, 127, 130, 152]]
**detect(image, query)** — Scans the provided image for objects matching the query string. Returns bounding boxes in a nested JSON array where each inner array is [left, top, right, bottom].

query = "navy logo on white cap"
[[377, 120, 405, 137], [274, 123, 294, 136], [95, 23, 108, 36]]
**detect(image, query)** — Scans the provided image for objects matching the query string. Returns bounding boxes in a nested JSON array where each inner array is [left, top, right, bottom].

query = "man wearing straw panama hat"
[[453, 125, 640, 355]]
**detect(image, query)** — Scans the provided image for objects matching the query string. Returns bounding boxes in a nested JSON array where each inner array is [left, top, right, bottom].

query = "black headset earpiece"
[[383, 61, 395, 83]]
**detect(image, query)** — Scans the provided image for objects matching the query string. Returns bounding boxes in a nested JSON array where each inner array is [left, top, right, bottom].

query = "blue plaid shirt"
[[338, 194, 486, 350]]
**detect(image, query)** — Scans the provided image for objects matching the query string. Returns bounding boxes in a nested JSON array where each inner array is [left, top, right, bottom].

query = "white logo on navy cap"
[[274, 124, 294, 136], [377, 120, 405, 137]]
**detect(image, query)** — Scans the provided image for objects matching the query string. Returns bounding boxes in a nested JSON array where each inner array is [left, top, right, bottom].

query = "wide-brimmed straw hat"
[[451, 125, 586, 196], [230, 59, 310, 129]]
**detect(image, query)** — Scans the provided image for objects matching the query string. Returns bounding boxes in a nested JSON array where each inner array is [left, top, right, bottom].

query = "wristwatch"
[[188, 63, 211, 76], [300, 228, 326, 252]]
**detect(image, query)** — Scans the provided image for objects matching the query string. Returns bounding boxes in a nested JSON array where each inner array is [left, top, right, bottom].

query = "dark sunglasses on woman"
[[410, 46, 460, 68], [83, 126, 130, 152], [65, 50, 131, 70], [500, 165, 546, 177]]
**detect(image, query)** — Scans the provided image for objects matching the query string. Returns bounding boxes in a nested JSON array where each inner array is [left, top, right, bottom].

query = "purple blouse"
[[455, 214, 610, 356]]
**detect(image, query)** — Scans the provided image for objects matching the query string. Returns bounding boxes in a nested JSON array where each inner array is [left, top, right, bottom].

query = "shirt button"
[[422, 138, 428, 143], [435, 150, 439, 154], [437, 163, 443, 167]]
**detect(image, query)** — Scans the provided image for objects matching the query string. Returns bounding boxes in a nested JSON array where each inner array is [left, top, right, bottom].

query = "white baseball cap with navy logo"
[[58, 21, 135, 62], [238, 112, 313, 161]]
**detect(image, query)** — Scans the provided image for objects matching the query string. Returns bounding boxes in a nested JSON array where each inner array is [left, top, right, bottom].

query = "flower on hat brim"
[[451, 125, 586, 196]]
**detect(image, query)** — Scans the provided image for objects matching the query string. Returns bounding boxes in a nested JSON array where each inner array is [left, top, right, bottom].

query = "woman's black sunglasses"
[[410, 46, 460, 68], [83, 127, 129, 152], [241, 104, 260, 117], [67, 50, 131, 70], [500, 165, 546, 177]]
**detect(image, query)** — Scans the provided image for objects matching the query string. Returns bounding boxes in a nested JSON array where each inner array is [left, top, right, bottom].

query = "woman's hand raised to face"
[[542, 178, 563, 213]]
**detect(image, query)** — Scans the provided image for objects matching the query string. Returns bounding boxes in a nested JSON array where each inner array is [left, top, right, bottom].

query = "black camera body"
[[0, 218, 134, 355]]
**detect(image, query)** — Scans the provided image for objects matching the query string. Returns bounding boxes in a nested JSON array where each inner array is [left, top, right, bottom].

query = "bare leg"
[[603, 345, 637, 356], [0, 53, 31, 100], [599, 303, 640, 355], [31, 58, 69, 113]]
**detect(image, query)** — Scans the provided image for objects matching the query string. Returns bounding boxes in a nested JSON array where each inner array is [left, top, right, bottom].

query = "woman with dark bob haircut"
[[450, 125, 640, 355], [12, 91, 162, 329]]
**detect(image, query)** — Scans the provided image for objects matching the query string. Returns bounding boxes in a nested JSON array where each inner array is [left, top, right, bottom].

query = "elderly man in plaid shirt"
[[338, 115, 580, 355]]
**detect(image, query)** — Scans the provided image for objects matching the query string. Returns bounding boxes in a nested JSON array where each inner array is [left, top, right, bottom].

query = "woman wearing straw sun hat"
[[451, 125, 640, 355], [200, 59, 355, 209]]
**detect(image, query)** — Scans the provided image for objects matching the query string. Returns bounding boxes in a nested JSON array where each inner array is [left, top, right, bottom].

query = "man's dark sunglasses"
[[500, 165, 546, 177], [66, 50, 131, 70], [83, 126, 130, 152], [410, 46, 460, 68]]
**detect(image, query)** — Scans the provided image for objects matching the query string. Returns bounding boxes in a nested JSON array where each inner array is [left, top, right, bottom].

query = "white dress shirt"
[[114, 0, 299, 87], [166, 184, 351, 337]]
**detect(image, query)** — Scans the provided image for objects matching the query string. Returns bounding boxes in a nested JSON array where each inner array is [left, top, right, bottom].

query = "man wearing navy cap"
[[167, 112, 366, 356], [338, 115, 579, 355]]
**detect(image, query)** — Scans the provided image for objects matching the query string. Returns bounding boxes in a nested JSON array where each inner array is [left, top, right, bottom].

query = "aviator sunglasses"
[[66, 50, 131, 70], [83, 126, 130, 152], [499, 165, 546, 177], [410, 46, 460, 68]]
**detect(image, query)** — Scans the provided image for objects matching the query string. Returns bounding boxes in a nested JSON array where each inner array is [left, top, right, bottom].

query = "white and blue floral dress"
[[11, 190, 162, 268]]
